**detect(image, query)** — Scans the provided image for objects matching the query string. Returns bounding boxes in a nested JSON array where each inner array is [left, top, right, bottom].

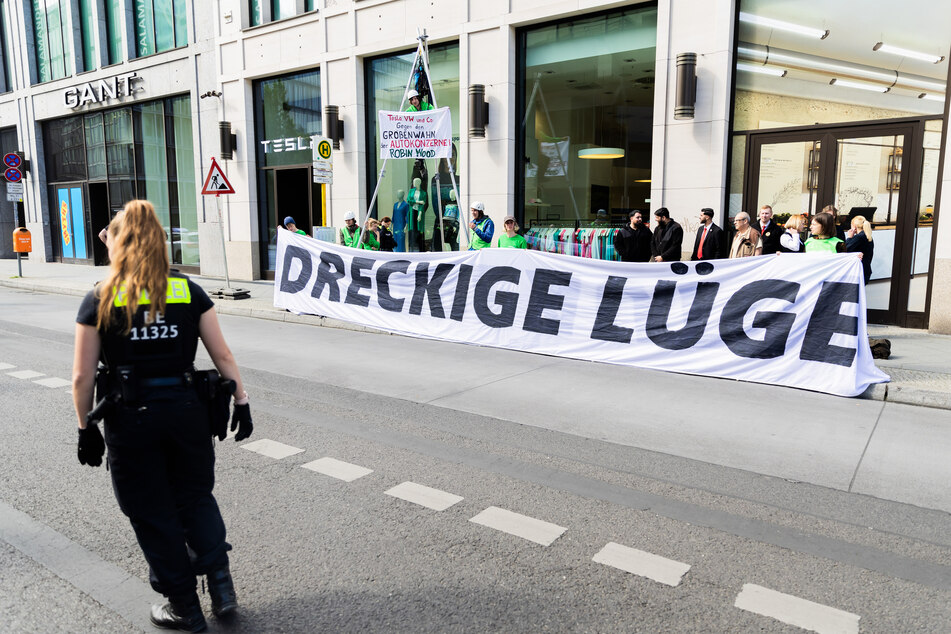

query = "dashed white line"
[[385, 481, 463, 511], [7, 370, 45, 380], [301, 457, 373, 482], [734, 583, 860, 634], [0, 363, 15, 370], [592, 542, 690, 587], [240, 439, 305, 460], [469, 506, 566, 546], [33, 377, 72, 389]]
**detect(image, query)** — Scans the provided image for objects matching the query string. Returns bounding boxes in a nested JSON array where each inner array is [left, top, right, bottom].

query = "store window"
[[33, 0, 73, 83], [1, 0, 12, 92], [0, 127, 18, 258], [516, 7, 657, 231], [78, 0, 96, 71], [43, 96, 199, 266], [730, 0, 949, 327], [250, 0, 312, 26], [365, 42, 460, 251], [253, 68, 322, 272], [134, 0, 188, 57], [104, 0, 124, 64]]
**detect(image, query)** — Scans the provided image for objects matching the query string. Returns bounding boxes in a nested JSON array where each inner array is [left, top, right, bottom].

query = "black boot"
[[149, 592, 207, 632], [207, 565, 238, 618]]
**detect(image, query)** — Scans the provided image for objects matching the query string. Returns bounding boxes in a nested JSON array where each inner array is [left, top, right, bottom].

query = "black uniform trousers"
[[105, 385, 230, 598]]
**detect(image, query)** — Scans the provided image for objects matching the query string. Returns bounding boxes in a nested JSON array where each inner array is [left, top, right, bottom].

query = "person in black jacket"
[[845, 215, 874, 283], [690, 207, 724, 260], [651, 207, 683, 262], [613, 210, 653, 262], [378, 216, 397, 251], [754, 205, 785, 255]]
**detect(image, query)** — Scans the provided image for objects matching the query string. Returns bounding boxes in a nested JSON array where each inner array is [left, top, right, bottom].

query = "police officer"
[[73, 200, 253, 632]]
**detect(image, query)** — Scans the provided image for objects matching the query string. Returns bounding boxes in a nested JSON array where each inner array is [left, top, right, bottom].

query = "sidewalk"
[[2, 258, 950, 410]]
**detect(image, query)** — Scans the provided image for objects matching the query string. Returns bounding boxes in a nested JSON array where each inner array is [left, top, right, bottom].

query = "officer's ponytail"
[[96, 200, 170, 334]]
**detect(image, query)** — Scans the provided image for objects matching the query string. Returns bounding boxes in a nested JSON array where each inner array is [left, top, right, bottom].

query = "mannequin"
[[407, 177, 428, 252], [392, 190, 409, 252], [432, 189, 459, 251]]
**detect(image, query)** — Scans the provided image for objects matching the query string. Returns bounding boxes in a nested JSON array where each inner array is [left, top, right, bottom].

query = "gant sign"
[[64, 72, 144, 109]]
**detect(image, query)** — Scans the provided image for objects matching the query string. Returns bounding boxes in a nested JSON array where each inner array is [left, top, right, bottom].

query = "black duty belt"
[[139, 372, 194, 388]]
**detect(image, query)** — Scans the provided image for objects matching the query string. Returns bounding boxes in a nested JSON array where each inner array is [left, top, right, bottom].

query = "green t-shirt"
[[292, 229, 307, 236], [407, 101, 435, 112], [804, 236, 843, 254], [498, 234, 528, 249]]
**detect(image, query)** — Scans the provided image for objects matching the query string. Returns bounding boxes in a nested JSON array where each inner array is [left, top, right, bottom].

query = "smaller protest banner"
[[379, 107, 453, 160]]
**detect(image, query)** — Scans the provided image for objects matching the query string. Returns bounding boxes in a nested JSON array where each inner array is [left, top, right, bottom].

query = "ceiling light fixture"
[[578, 147, 625, 160], [739, 12, 829, 40], [737, 62, 788, 77], [873, 42, 945, 65], [829, 78, 890, 93]]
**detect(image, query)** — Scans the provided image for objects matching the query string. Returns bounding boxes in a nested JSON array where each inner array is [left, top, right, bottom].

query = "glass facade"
[[0, 126, 18, 258], [105, 0, 124, 64], [43, 96, 199, 266], [730, 0, 949, 327], [134, 0, 187, 57], [78, 0, 96, 71], [516, 7, 657, 229], [365, 42, 460, 251], [1, 0, 13, 91], [251, 0, 312, 26], [254, 68, 323, 272], [33, 0, 72, 83]]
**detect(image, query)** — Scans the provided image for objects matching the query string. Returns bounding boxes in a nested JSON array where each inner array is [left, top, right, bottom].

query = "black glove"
[[231, 403, 253, 441], [77, 425, 105, 467]]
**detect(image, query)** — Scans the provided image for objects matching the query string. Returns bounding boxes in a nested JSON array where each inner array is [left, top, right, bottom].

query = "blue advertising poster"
[[57, 188, 74, 259], [69, 187, 87, 259]]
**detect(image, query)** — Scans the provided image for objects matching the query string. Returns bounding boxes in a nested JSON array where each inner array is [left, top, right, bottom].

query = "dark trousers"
[[105, 387, 230, 597]]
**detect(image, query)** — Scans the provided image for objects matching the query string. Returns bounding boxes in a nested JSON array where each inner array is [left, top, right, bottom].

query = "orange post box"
[[13, 227, 31, 253]]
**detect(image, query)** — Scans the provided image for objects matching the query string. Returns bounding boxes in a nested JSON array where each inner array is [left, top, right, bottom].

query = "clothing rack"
[[524, 226, 622, 261]]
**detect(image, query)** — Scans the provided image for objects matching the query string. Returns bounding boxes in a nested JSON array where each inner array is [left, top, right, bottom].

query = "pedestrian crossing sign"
[[201, 157, 236, 196]]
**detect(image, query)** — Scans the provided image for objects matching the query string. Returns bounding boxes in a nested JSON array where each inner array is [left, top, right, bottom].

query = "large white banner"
[[274, 232, 889, 397], [378, 108, 453, 160]]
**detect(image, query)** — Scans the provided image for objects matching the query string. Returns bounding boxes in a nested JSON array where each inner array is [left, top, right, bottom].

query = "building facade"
[[1, 0, 949, 331]]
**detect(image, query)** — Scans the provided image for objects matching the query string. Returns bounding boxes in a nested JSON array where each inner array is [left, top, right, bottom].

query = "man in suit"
[[651, 207, 683, 262], [614, 210, 653, 262], [690, 207, 724, 261], [755, 205, 784, 255]]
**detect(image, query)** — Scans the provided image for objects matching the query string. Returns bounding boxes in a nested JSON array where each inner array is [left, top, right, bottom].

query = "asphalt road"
[[1, 287, 949, 632]]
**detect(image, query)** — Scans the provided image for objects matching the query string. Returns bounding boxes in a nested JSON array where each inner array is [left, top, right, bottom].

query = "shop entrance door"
[[263, 165, 324, 272], [89, 182, 110, 265], [747, 120, 930, 327]]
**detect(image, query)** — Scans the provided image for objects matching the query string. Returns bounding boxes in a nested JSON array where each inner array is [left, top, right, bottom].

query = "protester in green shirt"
[[361, 218, 381, 250], [340, 211, 362, 248], [282, 216, 308, 236], [498, 215, 528, 249], [406, 89, 434, 112], [804, 213, 845, 254]]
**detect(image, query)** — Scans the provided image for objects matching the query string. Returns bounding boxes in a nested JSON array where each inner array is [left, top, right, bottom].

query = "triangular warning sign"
[[201, 157, 236, 196]]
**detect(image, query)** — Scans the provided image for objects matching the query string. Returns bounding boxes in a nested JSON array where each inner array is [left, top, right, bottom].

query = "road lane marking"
[[240, 438, 305, 459], [7, 370, 45, 380], [469, 506, 566, 546], [33, 377, 72, 388], [592, 542, 690, 587], [385, 481, 463, 511], [0, 362, 14, 370], [301, 457, 372, 482], [0, 499, 154, 631], [734, 583, 860, 634]]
